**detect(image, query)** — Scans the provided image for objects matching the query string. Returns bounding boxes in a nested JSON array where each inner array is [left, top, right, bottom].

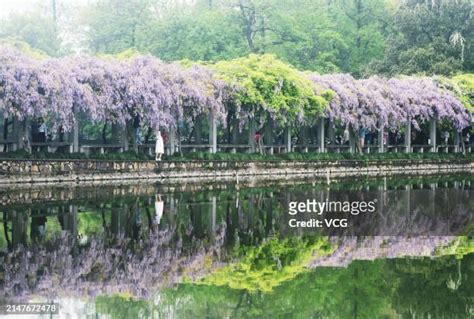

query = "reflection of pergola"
[[2, 178, 471, 251], [0, 112, 468, 156]]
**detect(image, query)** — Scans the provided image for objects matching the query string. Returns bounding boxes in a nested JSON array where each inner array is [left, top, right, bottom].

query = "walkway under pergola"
[[0, 114, 470, 156]]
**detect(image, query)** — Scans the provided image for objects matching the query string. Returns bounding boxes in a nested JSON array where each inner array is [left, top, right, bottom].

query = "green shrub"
[[0, 149, 471, 162]]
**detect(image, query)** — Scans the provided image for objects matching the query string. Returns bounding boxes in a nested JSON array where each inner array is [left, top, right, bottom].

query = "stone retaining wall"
[[0, 158, 472, 184]]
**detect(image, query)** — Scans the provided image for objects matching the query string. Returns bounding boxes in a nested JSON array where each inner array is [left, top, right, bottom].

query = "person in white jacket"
[[155, 130, 164, 161], [154, 194, 164, 225]]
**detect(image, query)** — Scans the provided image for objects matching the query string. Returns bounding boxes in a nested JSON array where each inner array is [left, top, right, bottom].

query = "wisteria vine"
[[310, 74, 471, 132], [0, 47, 471, 134]]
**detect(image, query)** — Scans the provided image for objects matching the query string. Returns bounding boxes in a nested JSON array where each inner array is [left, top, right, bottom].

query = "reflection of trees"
[[154, 254, 474, 318], [446, 259, 462, 291], [3, 211, 11, 250], [95, 295, 152, 319], [199, 236, 334, 292], [0, 176, 473, 304], [390, 254, 474, 318]]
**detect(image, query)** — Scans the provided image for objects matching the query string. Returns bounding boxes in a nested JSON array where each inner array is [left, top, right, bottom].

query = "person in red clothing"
[[255, 131, 264, 154]]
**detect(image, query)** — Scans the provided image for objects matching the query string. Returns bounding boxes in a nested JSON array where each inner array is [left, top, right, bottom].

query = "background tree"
[[84, 0, 155, 54], [0, 10, 60, 56], [372, 0, 474, 76], [2, 0, 473, 77]]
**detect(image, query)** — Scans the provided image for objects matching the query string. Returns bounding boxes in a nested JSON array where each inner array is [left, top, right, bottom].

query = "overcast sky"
[[0, 0, 89, 17], [1, 0, 45, 16]]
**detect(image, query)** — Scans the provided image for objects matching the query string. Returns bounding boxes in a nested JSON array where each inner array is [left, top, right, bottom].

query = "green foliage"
[[96, 294, 153, 319], [84, 0, 153, 54], [325, 0, 388, 76], [167, 151, 473, 162], [0, 10, 60, 56], [1, 0, 473, 77], [372, 0, 474, 76], [1, 149, 472, 162], [195, 236, 334, 292], [92, 151, 151, 161], [158, 253, 474, 318], [436, 237, 474, 259], [146, 10, 246, 62], [0, 150, 151, 161], [213, 54, 331, 125], [451, 74, 474, 112], [78, 212, 108, 236], [0, 39, 49, 59]]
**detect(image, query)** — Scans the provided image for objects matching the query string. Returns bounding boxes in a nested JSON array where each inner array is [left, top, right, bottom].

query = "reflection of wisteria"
[[309, 236, 455, 268], [0, 176, 472, 302], [1, 232, 459, 301], [2, 223, 227, 300]]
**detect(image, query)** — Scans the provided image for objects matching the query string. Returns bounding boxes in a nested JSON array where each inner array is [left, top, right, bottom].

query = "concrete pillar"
[[248, 118, 256, 153], [454, 132, 460, 153], [13, 118, 31, 152], [12, 117, 22, 151], [318, 118, 325, 153], [328, 120, 335, 145], [194, 116, 202, 144], [430, 183, 436, 217], [430, 118, 437, 152], [111, 204, 126, 237], [111, 124, 119, 143], [169, 126, 176, 155], [404, 119, 411, 153], [285, 126, 291, 153], [230, 118, 239, 153], [349, 130, 356, 153], [121, 124, 129, 152], [64, 205, 78, 235], [378, 126, 385, 153], [209, 195, 216, 241], [209, 111, 217, 153], [231, 118, 239, 144], [405, 184, 411, 217], [264, 118, 274, 155], [12, 210, 27, 247], [73, 118, 79, 153]]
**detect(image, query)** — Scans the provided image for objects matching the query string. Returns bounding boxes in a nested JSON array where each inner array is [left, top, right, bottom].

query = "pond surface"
[[0, 174, 473, 318]]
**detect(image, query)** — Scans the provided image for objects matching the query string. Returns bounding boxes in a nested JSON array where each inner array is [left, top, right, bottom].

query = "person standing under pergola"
[[155, 130, 164, 161]]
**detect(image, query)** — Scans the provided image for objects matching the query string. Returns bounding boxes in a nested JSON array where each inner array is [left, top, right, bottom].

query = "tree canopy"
[[1, 0, 472, 77], [213, 54, 332, 126]]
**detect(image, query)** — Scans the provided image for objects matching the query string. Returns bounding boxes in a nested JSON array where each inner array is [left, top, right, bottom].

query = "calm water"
[[0, 175, 473, 318]]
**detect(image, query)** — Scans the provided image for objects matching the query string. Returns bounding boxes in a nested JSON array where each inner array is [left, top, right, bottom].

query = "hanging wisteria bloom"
[[122, 56, 175, 130], [65, 55, 127, 125], [159, 62, 230, 128], [309, 74, 362, 129], [389, 76, 470, 131], [0, 47, 471, 135], [0, 48, 49, 121], [310, 73, 471, 132]]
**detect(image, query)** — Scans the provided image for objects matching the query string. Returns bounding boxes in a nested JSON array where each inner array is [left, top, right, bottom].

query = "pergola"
[[0, 48, 471, 156]]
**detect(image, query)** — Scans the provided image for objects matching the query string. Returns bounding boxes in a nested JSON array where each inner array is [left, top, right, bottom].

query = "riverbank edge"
[[0, 158, 472, 184]]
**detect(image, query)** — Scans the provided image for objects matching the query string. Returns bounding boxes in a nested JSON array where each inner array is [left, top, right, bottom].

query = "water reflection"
[[150, 253, 474, 318], [0, 175, 473, 318]]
